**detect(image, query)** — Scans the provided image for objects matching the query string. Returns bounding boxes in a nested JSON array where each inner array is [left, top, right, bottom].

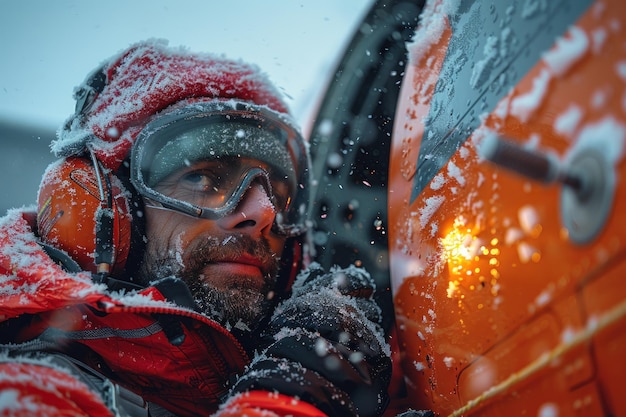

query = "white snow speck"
[[518, 205, 539, 235], [504, 227, 524, 245], [591, 27, 607, 54], [568, 117, 626, 165], [430, 173, 446, 190], [616, 61, 626, 81], [443, 356, 455, 368], [407, 0, 461, 66], [517, 242, 537, 264], [561, 327, 576, 344], [470, 36, 499, 89], [542, 26, 588, 76], [554, 105, 583, 138], [419, 196, 445, 228], [522, 0, 548, 19], [510, 69, 551, 123], [318, 119, 333, 136], [535, 289, 552, 307], [447, 160, 466, 187], [592, 89, 608, 109], [538, 403, 559, 417]]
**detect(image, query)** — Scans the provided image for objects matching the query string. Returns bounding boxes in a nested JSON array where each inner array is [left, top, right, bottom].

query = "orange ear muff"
[[37, 156, 133, 276]]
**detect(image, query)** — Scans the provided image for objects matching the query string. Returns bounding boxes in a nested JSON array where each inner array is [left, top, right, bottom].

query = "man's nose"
[[216, 181, 276, 236]]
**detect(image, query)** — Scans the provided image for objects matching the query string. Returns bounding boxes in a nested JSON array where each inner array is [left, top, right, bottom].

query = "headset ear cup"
[[37, 156, 133, 276]]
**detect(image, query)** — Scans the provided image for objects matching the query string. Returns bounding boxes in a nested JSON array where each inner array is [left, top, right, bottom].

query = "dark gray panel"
[[411, 0, 594, 202]]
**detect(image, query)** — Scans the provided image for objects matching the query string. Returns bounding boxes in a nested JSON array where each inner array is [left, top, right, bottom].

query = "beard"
[[138, 233, 281, 331]]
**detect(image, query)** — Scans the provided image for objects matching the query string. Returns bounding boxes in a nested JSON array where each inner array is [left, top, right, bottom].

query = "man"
[[0, 40, 391, 417]]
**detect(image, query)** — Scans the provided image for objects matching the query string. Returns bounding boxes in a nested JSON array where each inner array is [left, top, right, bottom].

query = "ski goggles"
[[130, 101, 311, 237]]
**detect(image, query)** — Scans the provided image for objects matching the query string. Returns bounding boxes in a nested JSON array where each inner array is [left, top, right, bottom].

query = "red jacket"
[[0, 209, 325, 417]]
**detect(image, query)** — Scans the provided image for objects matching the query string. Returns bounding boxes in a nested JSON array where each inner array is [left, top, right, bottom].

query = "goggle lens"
[[130, 102, 310, 237], [152, 156, 292, 216]]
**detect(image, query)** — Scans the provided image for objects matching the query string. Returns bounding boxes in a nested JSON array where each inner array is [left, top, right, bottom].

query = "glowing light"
[[441, 224, 481, 275], [447, 280, 459, 298], [441, 217, 485, 298]]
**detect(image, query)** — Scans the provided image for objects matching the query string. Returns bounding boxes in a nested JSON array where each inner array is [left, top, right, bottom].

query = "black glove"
[[229, 263, 392, 417]]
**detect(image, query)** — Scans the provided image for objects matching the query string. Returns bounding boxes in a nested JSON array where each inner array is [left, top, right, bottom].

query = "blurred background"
[[0, 0, 372, 214]]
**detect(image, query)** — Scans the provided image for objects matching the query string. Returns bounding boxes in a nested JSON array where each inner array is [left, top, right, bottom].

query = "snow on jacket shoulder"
[[0, 358, 116, 417], [0, 209, 250, 417], [0, 209, 106, 320]]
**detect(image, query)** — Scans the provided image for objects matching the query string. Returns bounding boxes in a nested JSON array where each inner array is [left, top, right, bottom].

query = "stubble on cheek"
[[138, 230, 193, 283]]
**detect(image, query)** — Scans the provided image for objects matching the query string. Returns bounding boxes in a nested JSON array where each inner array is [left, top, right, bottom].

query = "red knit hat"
[[52, 39, 293, 171]]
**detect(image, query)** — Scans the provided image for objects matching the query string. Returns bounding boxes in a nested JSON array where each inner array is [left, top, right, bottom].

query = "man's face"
[[138, 160, 287, 330]]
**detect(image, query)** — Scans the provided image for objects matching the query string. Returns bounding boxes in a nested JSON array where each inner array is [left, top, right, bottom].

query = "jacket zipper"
[[99, 303, 249, 365]]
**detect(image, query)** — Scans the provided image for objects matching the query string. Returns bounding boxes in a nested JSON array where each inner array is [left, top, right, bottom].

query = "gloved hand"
[[227, 263, 392, 417]]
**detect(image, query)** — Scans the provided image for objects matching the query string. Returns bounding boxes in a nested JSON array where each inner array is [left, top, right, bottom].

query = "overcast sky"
[[0, 1, 372, 131]]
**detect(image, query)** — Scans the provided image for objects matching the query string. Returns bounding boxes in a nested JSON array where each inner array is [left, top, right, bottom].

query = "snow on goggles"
[[130, 101, 310, 237]]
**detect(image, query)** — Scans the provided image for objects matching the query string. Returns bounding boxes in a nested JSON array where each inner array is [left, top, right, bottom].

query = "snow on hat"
[[52, 39, 293, 171]]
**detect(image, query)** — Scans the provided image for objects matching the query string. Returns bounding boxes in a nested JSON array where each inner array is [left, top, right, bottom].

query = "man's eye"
[[181, 171, 220, 191]]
